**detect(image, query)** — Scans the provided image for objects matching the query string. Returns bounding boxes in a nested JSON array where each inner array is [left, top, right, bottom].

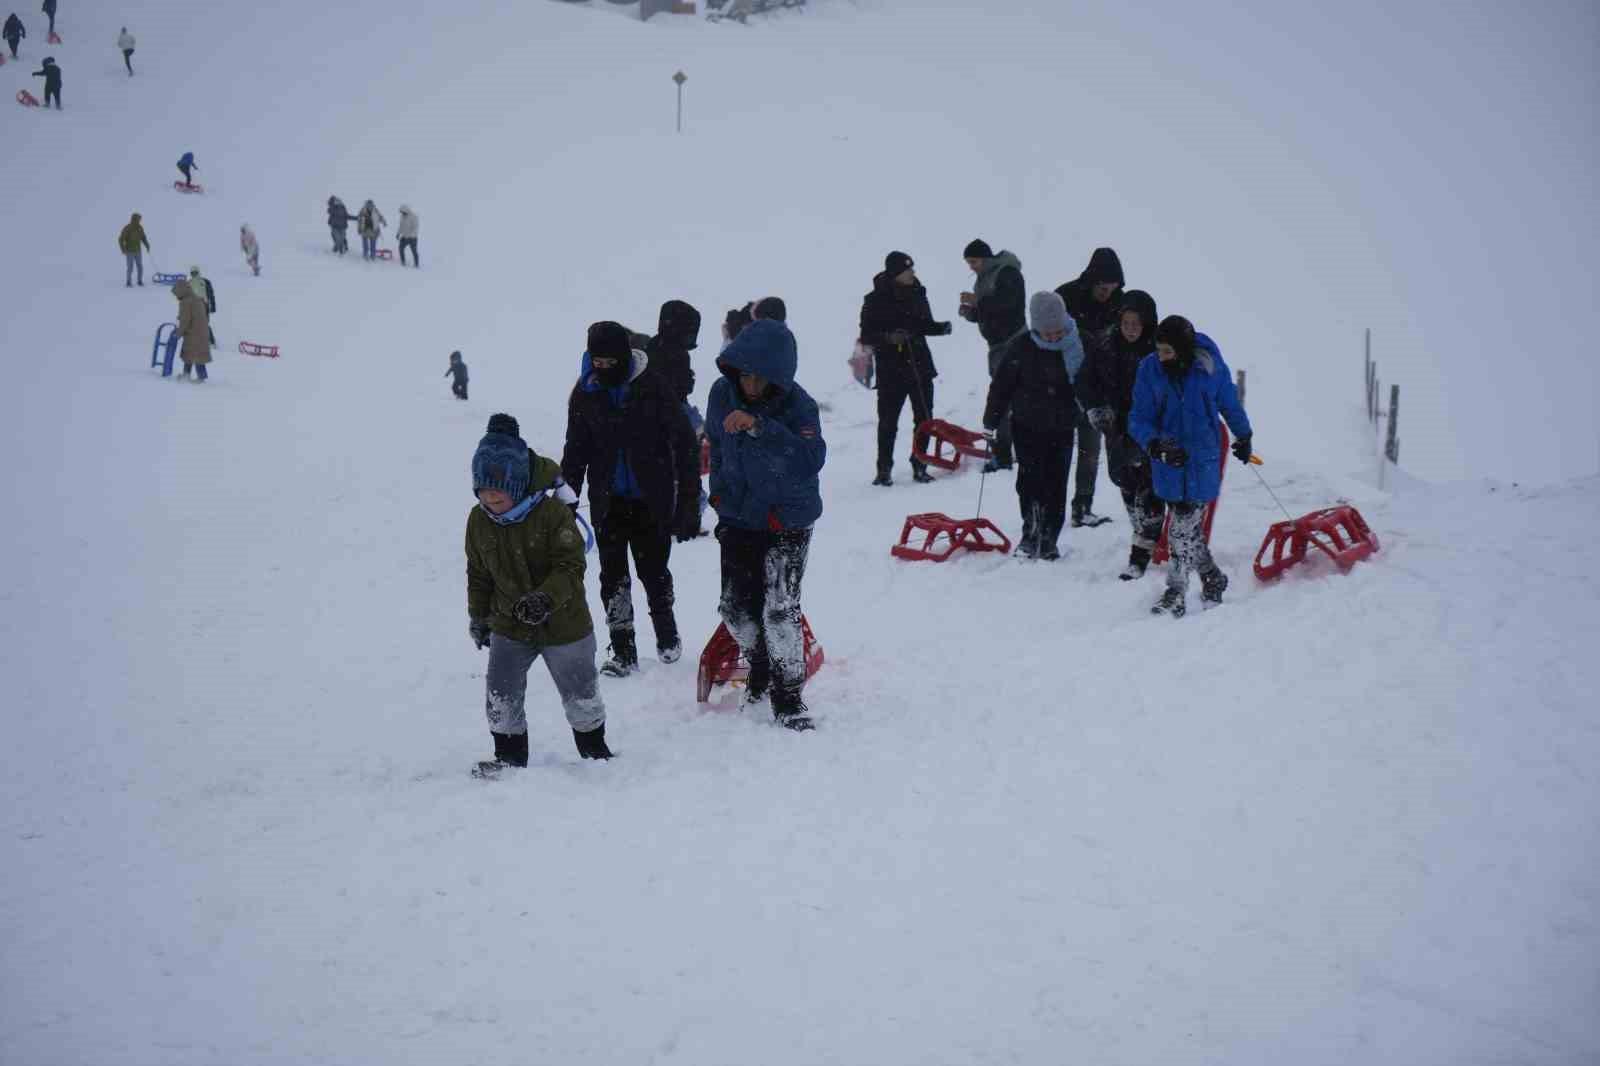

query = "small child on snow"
[[445, 350, 468, 400], [465, 413, 611, 774]]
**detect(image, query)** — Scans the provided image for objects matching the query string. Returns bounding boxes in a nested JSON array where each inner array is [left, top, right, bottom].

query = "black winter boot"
[[652, 611, 681, 664], [911, 462, 934, 484], [872, 466, 893, 487], [1200, 567, 1229, 608], [601, 630, 638, 677], [1152, 586, 1187, 618], [1120, 546, 1151, 581], [474, 731, 529, 777], [772, 691, 815, 732], [574, 724, 614, 760]]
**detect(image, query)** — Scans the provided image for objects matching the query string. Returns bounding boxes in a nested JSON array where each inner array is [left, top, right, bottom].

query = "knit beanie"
[[473, 414, 530, 501], [964, 239, 994, 259], [753, 296, 787, 322], [1028, 291, 1069, 334], [657, 299, 702, 350], [587, 321, 633, 361], [884, 251, 914, 276], [1155, 315, 1197, 360]]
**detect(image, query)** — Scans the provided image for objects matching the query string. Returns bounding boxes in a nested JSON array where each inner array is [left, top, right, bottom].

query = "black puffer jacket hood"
[[1111, 289, 1157, 357], [1081, 247, 1124, 287]]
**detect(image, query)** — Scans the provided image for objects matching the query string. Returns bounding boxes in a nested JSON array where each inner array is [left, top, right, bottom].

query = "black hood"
[[657, 299, 701, 351], [1081, 247, 1125, 288], [1113, 289, 1158, 354]]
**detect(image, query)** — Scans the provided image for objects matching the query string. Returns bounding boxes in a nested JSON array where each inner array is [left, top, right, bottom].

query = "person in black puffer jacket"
[[1077, 289, 1164, 579], [859, 251, 952, 486], [1055, 247, 1127, 527], [646, 299, 700, 405], [983, 292, 1079, 561], [562, 321, 702, 677]]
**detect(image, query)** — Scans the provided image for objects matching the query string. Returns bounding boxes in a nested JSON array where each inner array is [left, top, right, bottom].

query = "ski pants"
[[451, 380, 468, 401], [985, 342, 1014, 466], [6, 36, 18, 59], [330, 226, 348, 254], [399, 237, 419, 267], [123, 48, 134, 74], [1011, 420, 1073, 553], [124, 251, 143, 285], [717, 524, 812, 714], [1165, 500, 1219, 590], [361, 234, 378, 259], [178, 163, 193, 185], [597, 497, 678, 651], [875, 367, 934, 476], [485, 630, 604, 736], [1072, 406, 1101, 509], [44, 86, 59, 108], [45, 10, 53, 34], [1108, 437, 1165, 551]]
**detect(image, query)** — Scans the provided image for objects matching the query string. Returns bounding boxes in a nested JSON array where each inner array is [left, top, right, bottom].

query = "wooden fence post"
[[1235, 368, 1247, 408]]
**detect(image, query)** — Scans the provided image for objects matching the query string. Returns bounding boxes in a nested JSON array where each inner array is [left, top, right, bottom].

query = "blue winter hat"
[[472, 414, 530, 501]]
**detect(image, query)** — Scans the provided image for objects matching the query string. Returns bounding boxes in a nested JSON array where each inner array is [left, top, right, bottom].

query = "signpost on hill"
[[673, 70, 687, 133]]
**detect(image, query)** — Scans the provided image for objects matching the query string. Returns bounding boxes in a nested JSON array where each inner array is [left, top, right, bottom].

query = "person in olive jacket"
[[562, 322, 701, 678], [466, 413, 610, 771], [983, 292, 1082, 561], [118, 211, 150, 286], [859, 250, 952, 486]]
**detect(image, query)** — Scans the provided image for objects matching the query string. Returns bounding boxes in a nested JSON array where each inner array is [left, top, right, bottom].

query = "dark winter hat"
[[963, 239, 994, 259], [1119, 290, 1158, 344], [753, 296, 787, 322], [1084, 247, 1125, 287], [450, 350, 463, 362], [587, 321, 633, 361], [473, 416, 530, 501], [1155, 315, 1197, 359], [885, 251, 914, 275], [723, 304, 754, 343], [658, 299, 702, 350]]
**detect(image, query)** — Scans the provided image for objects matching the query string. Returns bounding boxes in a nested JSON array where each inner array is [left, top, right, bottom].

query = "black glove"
[[1086, 406, 1115, 434], [927, 321, 953, 337], [468, 617, 492, 650], [1150, 439, 1188, 468], [1232, 435, 1254, 464], [674, 500, 701, 543], [512, 591, 554, 627]]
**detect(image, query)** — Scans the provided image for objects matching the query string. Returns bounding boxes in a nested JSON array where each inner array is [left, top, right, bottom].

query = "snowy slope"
[[2, 2, 1598, 1064]]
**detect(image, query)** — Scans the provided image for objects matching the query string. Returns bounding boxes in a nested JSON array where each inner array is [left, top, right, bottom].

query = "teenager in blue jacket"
[[1128, 315, 1254, 617], [705, 318, 826, 730]]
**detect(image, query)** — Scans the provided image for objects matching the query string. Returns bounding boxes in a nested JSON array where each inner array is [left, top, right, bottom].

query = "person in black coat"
[[646, 299, 700, 405], [1077, 289, 1165, 579], [983, 292, 1079, 560], [3, 14, 24, 58], [562, 321, 701, 676], [32, 55, 61, 108], [959, 238, 1026, 470], [1054, 247, 1126, 527], [859, 251, 951, 485], [40, 0, 52, 35]]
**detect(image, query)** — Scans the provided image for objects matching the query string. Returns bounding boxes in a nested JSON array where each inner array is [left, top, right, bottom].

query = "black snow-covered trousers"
[[6, 37, 18, 59], [597, 497, 678, 651], [1011, 421, 1072, 554], [875, 370, 934, 476], [399, 237, 419, 267], [1108, 436, 1165, 550], [451, 380, 468, 400], [1165, 500, 1220, 590], [717, 524, 812, 715]]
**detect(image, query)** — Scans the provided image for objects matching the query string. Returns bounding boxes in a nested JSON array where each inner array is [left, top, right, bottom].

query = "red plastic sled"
[[911, 419, 992, 472], [16, 89, 39, 107], [1253, 505, 1378, 582], [696, 617, 825, 704], [48, 31, 62, 45], [1153, 422, 1231, 565], [375, 249, 394, 261], [891, 512, 1012, 562], [238, 341, 280, 358], [173, 181, 204, 194]]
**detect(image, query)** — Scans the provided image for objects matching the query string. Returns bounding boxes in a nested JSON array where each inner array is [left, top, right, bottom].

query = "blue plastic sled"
[[152, 272, 186, 285], [151, 322, 179, 377]]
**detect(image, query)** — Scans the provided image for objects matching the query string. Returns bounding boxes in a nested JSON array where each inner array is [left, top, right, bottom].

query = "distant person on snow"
[[1055, 247, 1126, 528], [176, 152, 198, 188], [646, 299, 700, 406], [188, 266, 216, 347], [465, 413, 612, 772], [983, 291, 1082, 561], [32, 55, 60, 108], [1128, 315, 1254, 617], [171, 279, 211, 382], [118, 211, 150, 287], [706, 318, 826, 731], [356, 199, 387, 260], [3, 13, 23, 58], [445, 351, 468, 400], [326, 196, 351, 254], [858, 250, 951, 487], [396, 205, 420, 267], [561, 321, 700, 678], [117, 26, 134, 75], [39, 0, 52, 36], [1077, 289, 1164, 579], [958, 238, 1025, 472], [240, 224, 260, 276]]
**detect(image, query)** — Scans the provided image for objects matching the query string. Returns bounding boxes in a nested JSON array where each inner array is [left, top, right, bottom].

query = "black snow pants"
[[399, 237, 419, 267], [451, 380, 468, 401], [123, 48, 134, 74], [717, 524, 812, 715], [875, 369, 934, 477], [5, 36, 18, 59], [1011, 420, 1073, 555], [597, 497, 678, 652], [1107, 434, 1165, 551]]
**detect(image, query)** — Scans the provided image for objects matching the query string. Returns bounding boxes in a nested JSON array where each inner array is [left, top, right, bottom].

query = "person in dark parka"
[[3, 14, 24, 58], [1055, 247, 1127, 527], [32, 55, 60, 108], [706, 318, 826, 731], [177, 152, 199, 187], [859, 250, 951, 485], [646, 299, 700, 405], [40, 0, 52, 35], [1078, 290, 1164, 579], [958, 238, 1026, 470], [562, 321, 701, 677], [326, 196, 351, 254], [983, 292, 1080, 561], [445, 351, 469, 400]]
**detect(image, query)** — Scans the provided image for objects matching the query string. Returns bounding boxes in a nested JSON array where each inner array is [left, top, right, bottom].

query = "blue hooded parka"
[[1127, 331, 1251, 504]]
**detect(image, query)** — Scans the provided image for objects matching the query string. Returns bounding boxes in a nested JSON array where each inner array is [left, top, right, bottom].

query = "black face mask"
[[595, 356, 630, 388], [1162, 351, 1192, 379]]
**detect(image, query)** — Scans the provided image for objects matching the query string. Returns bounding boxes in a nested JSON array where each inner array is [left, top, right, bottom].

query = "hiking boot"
[[1119, 546, 1151, 581], [872, 469, 893, 487], [658, 640, 682, 664], [573, 724, 614, 760], [1152, 586, 1187, 618], [474, 731, 529, 776], [600, 631, 638, 677], [1200, 568, 1229, 608], [1072, 500, 1112, 528], [1037, 541, 1061, 562], [773, 698, 815, 732], [911, 467, 935, 484], [982, 458, 1013, 473]]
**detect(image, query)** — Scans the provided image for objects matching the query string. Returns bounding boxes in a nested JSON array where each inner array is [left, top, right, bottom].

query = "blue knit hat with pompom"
[[472, 413, 529, 501]]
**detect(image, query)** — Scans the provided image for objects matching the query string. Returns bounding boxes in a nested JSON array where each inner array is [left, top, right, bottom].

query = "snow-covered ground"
[[2, 2, 1597, 1064]]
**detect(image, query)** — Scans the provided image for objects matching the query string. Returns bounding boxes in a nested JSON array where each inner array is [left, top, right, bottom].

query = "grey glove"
[[512, 591, 554, 627], [1086, 406, 1115, 434], [469, 617, 492, 650]]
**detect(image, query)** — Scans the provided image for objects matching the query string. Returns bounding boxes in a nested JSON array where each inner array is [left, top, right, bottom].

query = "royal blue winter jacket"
[[706, 319, 826, 531], [1128, 332, 1251, 504], [178, 152, 194, 167]]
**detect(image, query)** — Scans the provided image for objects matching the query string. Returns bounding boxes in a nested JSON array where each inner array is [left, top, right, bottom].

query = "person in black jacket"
[[32, 55, 60, 108], [1077, 289, 1164, 579], [326, 196, 351, 254], [983, 292, 1078, 560], [3, 14, 23, 58], [1055, 247, 1126, 528], [959, 238, 1026, 470], [40, 0, 52, 35], [859, 251, 951, 485], [646, 299, 699, 405], [445, 350, 469, 400], [562, 321, 701, 677]]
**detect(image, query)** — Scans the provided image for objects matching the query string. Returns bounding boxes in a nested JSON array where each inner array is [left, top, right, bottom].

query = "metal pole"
[[676, 84, 682, 133], [1386, 385, 1400, 464], [1235, 368, 1247, 408], [1364, 328, 1371, 421]]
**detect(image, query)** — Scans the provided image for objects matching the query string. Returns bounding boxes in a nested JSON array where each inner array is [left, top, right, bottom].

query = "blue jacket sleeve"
[[752, 391, 826, 477], [705, 379, 729, 503], [1128, 358, 1162, 450]]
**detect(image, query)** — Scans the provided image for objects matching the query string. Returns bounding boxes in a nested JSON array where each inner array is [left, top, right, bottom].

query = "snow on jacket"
[[396, 207, 418, 239], [327, 198, 351, 230], [172, 280, 211, 365], [118, 30, 135, 50], [118, 214, 150, 254], [706, 319, 825, 532], [357, 203, 387, 238], [1127, 332, 1251, 504]]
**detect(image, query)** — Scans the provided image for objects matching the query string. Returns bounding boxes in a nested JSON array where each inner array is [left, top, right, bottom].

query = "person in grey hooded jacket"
[[396, 205, 420, 267]]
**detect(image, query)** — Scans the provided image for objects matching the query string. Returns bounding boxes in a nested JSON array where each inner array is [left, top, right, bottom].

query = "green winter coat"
[[118, 215, 150, 254], [465, 453, 594, 648]]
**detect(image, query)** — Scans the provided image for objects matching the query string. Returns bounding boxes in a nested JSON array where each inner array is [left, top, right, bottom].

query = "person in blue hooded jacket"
[[705, 317, 826, 731], [176, 152, 198, 188], [1128, 315, 1254, 617]]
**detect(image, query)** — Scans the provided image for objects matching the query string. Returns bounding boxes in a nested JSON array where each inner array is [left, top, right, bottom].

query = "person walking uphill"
[[1128, 315, 1254, 617], [118, 212, 150, 287], [356, 199, 386, 260], [562, 322, 700, 677], [326, 196, 351, 254], [1055, 247, 1127, 528], [445, 351, 468, 400], [3, 14, 23, 58], [117, 26, 134, 74], [859, 250, 952, 486], [706, 318, 826, 731], [39, 0, 51, 36], [396, 205, 420, 267], [984, 292, 1081, 561], [466, 413, 611, 772], [171, 279, 211, 382], [958, 239, 1025, 471], [32, 55, 60, 109]]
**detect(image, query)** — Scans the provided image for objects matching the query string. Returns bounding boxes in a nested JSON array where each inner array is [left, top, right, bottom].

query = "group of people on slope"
[[3, 0, 55, 57], [325, 197, 420, 265], [118, 210, 262, 287], [464, 299, 826, 774], [863, 239, 1254, 616]]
